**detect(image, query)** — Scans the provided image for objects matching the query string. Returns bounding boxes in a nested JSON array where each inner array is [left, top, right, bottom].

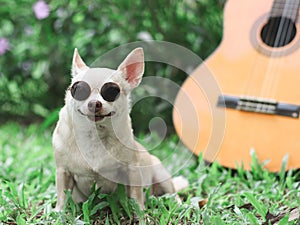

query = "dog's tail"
[[172, 176, 189, 192]]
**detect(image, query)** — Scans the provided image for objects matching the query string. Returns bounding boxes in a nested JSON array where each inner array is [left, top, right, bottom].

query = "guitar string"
[[268, 0, 300, 99], [259, 0, 298, 103], [262, 0, 291, 98], [251, 10, 281, 112], [242, 2, 274, 101], [242, 1, 282, 101], [268, 9, 296, 99], [244, 0, 296, 113], [242, 1, 284, 111], [226, 1, 298, 110], [259, 0, 290, 100], [260, 20, 286, 99], [270, 0, 300, 99]]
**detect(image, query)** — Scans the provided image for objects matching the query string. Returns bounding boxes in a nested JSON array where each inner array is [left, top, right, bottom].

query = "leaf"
[[105, 216, 110, 225], [272, 207, 300, 225], [279, 154, 289, 186], [129, 199, 144, 220], [16, 214, 26, 225], [243, 192, 267, 218], [288, 207, 300, 222], [246, 212, 260, 225], [32, 61, 49, 79], [82, 201, 90, 223], [233, 205, 244, 218], [211, 215, 226, 225], [0, 19, 14, 36], [32, 104, 49, 118], [90, 202, 109, 216], [19, 183, 27, 208], [277, 214, 289, 225], [198, 198, 208, 209], [5, 182, 19, 204], [106, 195, 120, 225], [250, 149, 266, 178], [40, 108, 60, 130]]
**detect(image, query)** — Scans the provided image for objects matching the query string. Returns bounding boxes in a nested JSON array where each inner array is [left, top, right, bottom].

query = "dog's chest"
[[64, 129, 131, 177]]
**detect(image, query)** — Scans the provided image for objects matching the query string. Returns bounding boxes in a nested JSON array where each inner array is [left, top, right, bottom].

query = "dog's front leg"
[[128, 186, 144, 210], [127, 166, 145, 210], [54, 167, 74, 211]]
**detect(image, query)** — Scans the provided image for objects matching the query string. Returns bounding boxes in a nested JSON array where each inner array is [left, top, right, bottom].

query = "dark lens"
[[70, 81, 91, 101], [101, 82, 120, 102]]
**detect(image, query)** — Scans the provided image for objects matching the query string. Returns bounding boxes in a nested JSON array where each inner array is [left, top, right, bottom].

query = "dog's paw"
[[53, 204, 63, 212], [172, 176, 189, 192]]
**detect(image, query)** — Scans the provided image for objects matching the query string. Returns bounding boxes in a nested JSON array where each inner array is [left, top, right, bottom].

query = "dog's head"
[[66, 48, 144, 124]]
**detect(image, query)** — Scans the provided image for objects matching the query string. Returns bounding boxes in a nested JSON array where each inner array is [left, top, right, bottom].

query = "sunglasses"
[[69, 81, 121, 102]]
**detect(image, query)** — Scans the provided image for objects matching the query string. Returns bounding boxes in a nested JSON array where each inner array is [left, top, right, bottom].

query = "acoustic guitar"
[[173, 0, 300, 172]]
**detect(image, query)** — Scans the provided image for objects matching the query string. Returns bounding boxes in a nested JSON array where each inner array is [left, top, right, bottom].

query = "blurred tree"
[[0, 0, 224, 133]]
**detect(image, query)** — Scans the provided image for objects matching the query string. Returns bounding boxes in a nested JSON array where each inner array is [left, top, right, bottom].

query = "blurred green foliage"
[[0, 0, 224, 133]]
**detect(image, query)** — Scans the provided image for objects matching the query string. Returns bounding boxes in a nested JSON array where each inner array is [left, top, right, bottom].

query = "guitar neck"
[[270, 0, 300, 22]]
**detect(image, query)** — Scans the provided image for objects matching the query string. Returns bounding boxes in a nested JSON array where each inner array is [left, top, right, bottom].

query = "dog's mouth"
[[78, 110, 116, 122]]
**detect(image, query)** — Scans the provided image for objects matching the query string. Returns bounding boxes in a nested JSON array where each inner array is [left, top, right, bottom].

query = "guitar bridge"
[[217, 95, 300, 118]]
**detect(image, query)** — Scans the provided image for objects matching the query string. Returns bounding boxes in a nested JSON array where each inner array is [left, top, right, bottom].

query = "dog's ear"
[[117, 48, 144, 89], [72, 48, 89, 77]]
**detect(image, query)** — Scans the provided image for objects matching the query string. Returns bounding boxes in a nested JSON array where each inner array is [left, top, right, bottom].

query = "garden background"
[[0, 0, 223, 133]]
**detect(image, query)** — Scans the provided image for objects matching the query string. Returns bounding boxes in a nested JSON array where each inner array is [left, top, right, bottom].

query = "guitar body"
[[173, 0, 300, 171]]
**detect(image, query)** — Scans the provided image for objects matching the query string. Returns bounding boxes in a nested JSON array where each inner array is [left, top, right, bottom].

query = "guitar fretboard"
[[270, 0, 300, 22]]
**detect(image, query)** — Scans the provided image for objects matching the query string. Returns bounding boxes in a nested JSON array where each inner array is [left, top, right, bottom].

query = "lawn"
[[0, 122, 300, 224]]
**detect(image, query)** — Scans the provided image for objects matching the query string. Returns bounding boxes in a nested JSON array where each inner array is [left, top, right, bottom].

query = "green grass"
[[0, 123, 300, 224]]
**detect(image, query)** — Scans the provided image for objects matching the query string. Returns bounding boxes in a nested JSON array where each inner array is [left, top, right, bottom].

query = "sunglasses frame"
[[68, 81, 121, 102]]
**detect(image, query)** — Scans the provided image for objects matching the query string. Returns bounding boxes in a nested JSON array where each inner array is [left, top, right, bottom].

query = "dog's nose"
[[88, 100, 102, 113]]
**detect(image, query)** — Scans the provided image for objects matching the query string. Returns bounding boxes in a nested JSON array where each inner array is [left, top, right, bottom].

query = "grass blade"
[[16, 214, 26, 225], [277, 214, 289, 225], [82, 201, 90, 224], [279, 154, 289, 187], [243, 192, 267, 219], [246, 212, 260, 225]]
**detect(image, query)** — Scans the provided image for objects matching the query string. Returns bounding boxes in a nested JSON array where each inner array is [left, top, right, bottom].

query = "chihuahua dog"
[[52, 48, 185, 211]]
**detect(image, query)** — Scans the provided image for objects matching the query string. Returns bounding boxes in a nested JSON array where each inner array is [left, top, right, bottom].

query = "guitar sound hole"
[[261, 17, 296, 48]]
